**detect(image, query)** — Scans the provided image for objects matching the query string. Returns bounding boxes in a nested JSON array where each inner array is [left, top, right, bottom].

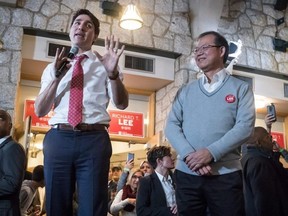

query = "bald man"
[[0, 109, 26, 216], [241, 127, 288, 216]]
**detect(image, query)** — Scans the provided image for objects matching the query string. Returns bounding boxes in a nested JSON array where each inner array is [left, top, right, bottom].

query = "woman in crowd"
[[110, 169, 144, 216], [117, 160, 153, 192]]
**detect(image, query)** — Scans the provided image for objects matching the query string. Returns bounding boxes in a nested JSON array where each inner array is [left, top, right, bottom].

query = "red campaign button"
[[225, 94, 236, 103]]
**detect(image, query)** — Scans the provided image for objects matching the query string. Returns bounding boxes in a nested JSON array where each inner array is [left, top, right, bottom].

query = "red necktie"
[[68, 55, 87, 127]]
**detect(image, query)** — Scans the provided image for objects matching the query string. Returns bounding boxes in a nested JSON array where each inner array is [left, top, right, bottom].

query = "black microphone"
[[55, 46, 79, 78]]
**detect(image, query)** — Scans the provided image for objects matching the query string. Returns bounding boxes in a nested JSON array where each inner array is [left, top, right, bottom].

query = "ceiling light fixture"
[[119, 4, 143, 30]]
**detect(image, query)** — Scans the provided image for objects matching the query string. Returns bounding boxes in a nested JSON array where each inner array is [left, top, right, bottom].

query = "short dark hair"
[[112, 166, 122, 172], [71, 9, 100, 36], [147, 146, 171, 169], [0, 109, 12, 133], [32, 165, 44, 182], [197, 31, 229, 64]]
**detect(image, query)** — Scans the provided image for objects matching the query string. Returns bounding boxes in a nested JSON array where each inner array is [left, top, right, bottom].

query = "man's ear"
[[220, 46, 226, 58], [156, 158, 162, 165]]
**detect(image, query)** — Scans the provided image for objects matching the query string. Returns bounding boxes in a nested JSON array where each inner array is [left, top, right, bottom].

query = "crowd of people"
[[0, 7, 288, 216]]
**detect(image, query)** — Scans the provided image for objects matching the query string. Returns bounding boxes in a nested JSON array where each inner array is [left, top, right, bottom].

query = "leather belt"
[[52, 123, 107, 132]]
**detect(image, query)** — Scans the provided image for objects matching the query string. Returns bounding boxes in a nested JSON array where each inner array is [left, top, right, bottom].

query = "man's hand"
[[185, 148, 213, 175], [53, 47, 73, 78], [170, 203, 177, 215], [94, 35, 125, 79]]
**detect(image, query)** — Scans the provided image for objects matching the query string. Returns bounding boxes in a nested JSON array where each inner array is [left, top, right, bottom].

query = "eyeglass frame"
[[131, 175, 143, 180], [193, 44, 222, 54]]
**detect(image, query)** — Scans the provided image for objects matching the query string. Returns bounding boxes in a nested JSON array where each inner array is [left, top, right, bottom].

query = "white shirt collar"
[[201, 69, 228, 93], [0, 136, 10, 145], [155, 170, 172, 183], [201, 68, 227, 85]]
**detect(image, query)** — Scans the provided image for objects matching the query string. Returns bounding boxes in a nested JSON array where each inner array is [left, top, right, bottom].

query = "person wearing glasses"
[[241, 127, 288, 216], [136, 146, 177, 216], [165, 31, 255, 216], [110, 169, 144, 216], [117, 160, 153, 192]]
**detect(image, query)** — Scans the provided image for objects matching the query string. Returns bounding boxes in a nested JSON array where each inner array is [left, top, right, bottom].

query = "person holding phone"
[[117, 156, 153, 193], [264, 112, 288, 163], [110, 170, 144, 216], [241, 127, 288, 216]]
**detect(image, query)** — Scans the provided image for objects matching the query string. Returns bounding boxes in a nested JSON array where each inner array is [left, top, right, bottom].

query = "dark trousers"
[[43, 128, 112, 216], [175, 169, 245, 216]]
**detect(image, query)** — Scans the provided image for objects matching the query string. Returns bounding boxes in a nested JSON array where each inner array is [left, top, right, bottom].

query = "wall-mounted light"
[[0, 39, 5, 52], [119, 4, 143, 30], [226, 39, 243, 74], [100, 1, 122, 17]]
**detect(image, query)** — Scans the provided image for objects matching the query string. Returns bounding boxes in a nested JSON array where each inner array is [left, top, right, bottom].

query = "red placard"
[[108, 110, 144, 137], [24, 100, 53, 128], [271, 132, 285, 148]]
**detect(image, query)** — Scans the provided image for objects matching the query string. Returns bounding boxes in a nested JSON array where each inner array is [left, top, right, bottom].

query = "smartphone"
[[267, 103, 277, 122], [127, 153, 135, 161]]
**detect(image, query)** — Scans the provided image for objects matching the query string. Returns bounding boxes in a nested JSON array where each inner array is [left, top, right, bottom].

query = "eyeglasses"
[[132, 175, 143, 180], [193, 44, 221, 54], [140, 165, 151, 169]]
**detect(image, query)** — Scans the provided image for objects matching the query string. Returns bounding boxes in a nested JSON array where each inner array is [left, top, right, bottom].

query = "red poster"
[[24, 100, 52, 128], [108, 110, 144, 137], [271, 132, 285, 148]]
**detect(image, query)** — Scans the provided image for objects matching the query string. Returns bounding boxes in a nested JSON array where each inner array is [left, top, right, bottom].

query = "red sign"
[[108, 110, 144, 137], [24, 100, 53, 128], [271, 132, 285, 148]]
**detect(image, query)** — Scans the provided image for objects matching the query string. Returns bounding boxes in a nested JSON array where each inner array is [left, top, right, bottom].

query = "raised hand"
[[94, 35, 125, 79], [264, 114, 275, 128], [53, 47, 73, 78]]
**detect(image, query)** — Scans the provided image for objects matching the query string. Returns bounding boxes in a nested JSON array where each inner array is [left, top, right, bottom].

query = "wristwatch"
[[109, 71, 119, 80]]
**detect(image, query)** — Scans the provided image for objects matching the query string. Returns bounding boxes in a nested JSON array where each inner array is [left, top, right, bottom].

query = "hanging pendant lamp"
[[119, 4, 143, 30]]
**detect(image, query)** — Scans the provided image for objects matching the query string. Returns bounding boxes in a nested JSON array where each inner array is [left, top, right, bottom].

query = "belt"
[[52, 123, 107, 132]]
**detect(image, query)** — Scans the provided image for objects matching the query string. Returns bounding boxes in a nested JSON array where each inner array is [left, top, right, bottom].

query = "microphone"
[[55, 46, 79, 78]]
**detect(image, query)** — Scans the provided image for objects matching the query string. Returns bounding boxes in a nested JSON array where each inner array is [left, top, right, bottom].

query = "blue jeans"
[[43, 128, 112, 216]]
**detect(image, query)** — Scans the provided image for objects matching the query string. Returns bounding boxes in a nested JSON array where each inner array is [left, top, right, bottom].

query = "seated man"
[[241, 127, 288, 216]]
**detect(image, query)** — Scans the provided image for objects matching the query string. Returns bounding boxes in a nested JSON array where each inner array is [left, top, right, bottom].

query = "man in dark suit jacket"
[[241, 127, 288, 216], [0, 109, 26, 216], [136, 146, 177, 216]]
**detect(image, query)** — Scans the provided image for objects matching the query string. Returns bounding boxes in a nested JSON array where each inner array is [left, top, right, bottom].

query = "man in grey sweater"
[[165, 31, 255, 216]]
